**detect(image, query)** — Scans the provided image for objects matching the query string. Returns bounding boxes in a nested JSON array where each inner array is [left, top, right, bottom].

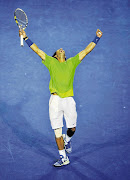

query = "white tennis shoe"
[[53, 155, 70, 167]]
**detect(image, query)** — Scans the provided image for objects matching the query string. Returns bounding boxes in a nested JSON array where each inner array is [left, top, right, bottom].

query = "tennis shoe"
[[63, 134, 72, 153], [53, 155, 70, 167]]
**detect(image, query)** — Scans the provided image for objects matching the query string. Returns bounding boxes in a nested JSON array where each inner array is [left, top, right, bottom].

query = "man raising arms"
[[19, 29, 103, 167]]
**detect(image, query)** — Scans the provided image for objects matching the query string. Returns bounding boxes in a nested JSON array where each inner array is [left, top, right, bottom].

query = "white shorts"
[[49, 95, 77, 129]]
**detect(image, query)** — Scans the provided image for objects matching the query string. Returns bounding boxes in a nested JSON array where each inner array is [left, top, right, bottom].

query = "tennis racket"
[[14, 8, 28, 46]]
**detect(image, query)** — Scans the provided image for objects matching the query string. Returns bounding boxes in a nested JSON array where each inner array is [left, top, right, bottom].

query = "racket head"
[[14, 8, 28, 30]]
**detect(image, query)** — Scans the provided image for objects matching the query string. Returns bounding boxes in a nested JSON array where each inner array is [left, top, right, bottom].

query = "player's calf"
[[63, 127, 76, 153]]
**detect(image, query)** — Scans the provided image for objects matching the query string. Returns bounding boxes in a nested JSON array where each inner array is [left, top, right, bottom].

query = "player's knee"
[[67, 127, 76, 137], [54, 127, 62, 138]]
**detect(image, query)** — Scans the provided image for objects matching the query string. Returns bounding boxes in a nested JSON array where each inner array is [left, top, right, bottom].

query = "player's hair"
[[52, 51, 66, 60], [52, 52, 57, 59]]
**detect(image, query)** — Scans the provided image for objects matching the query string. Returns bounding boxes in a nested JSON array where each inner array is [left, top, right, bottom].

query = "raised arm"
[[79, 29, 103, 61], [19, 30, 46, 61]]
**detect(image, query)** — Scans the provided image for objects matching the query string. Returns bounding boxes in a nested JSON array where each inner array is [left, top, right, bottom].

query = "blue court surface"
[[0, 0, 130, 179]]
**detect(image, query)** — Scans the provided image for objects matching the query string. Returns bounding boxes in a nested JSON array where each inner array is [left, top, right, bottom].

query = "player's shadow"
[[72, 130, 129, 159], [39, 132, 129, 180], [1, 100, 129, 180], [0, 100, 56, 160], [68, 131, 129, 180], [39, 126, 129, 180]]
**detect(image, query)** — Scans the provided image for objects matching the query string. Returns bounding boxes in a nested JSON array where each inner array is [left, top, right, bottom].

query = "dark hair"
[[52, 51, 66, 60], [52, 52, 57, 59]]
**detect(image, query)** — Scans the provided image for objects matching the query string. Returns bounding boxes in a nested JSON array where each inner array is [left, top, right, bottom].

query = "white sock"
[[59, 149, 66, 159], [65, 134, 72, 144]]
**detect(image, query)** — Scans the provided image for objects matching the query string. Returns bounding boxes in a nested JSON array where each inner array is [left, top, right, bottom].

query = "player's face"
[[56, 48, 65, 57]]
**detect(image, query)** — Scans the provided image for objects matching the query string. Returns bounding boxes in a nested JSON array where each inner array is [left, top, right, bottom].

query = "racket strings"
[[16, 18, 27, 26], [15, 10, 27, 28]]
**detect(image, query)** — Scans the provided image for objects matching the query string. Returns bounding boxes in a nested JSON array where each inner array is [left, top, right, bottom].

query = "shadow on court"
[[0, 100, 129, 180], [39, 132, 129, 180], [0, 100, 55, 160]]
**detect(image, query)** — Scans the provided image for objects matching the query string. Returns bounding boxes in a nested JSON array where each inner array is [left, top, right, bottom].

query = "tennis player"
[[19, 29, 103, 167]]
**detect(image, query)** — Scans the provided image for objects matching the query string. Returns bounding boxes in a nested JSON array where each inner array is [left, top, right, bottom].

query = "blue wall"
[[0, 0, 129, 179]]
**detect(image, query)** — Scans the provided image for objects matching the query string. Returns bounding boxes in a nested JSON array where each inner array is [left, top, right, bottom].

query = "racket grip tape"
[[20, 35, 24, 46]]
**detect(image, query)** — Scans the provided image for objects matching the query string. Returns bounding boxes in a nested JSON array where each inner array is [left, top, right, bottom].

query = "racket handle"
[[20, 35, 24, 47]]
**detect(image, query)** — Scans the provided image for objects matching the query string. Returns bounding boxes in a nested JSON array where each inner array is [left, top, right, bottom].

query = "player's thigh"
[[49, 95, 63, 129], [49, 95, 59, 116], [64, 97, 77, 128]]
